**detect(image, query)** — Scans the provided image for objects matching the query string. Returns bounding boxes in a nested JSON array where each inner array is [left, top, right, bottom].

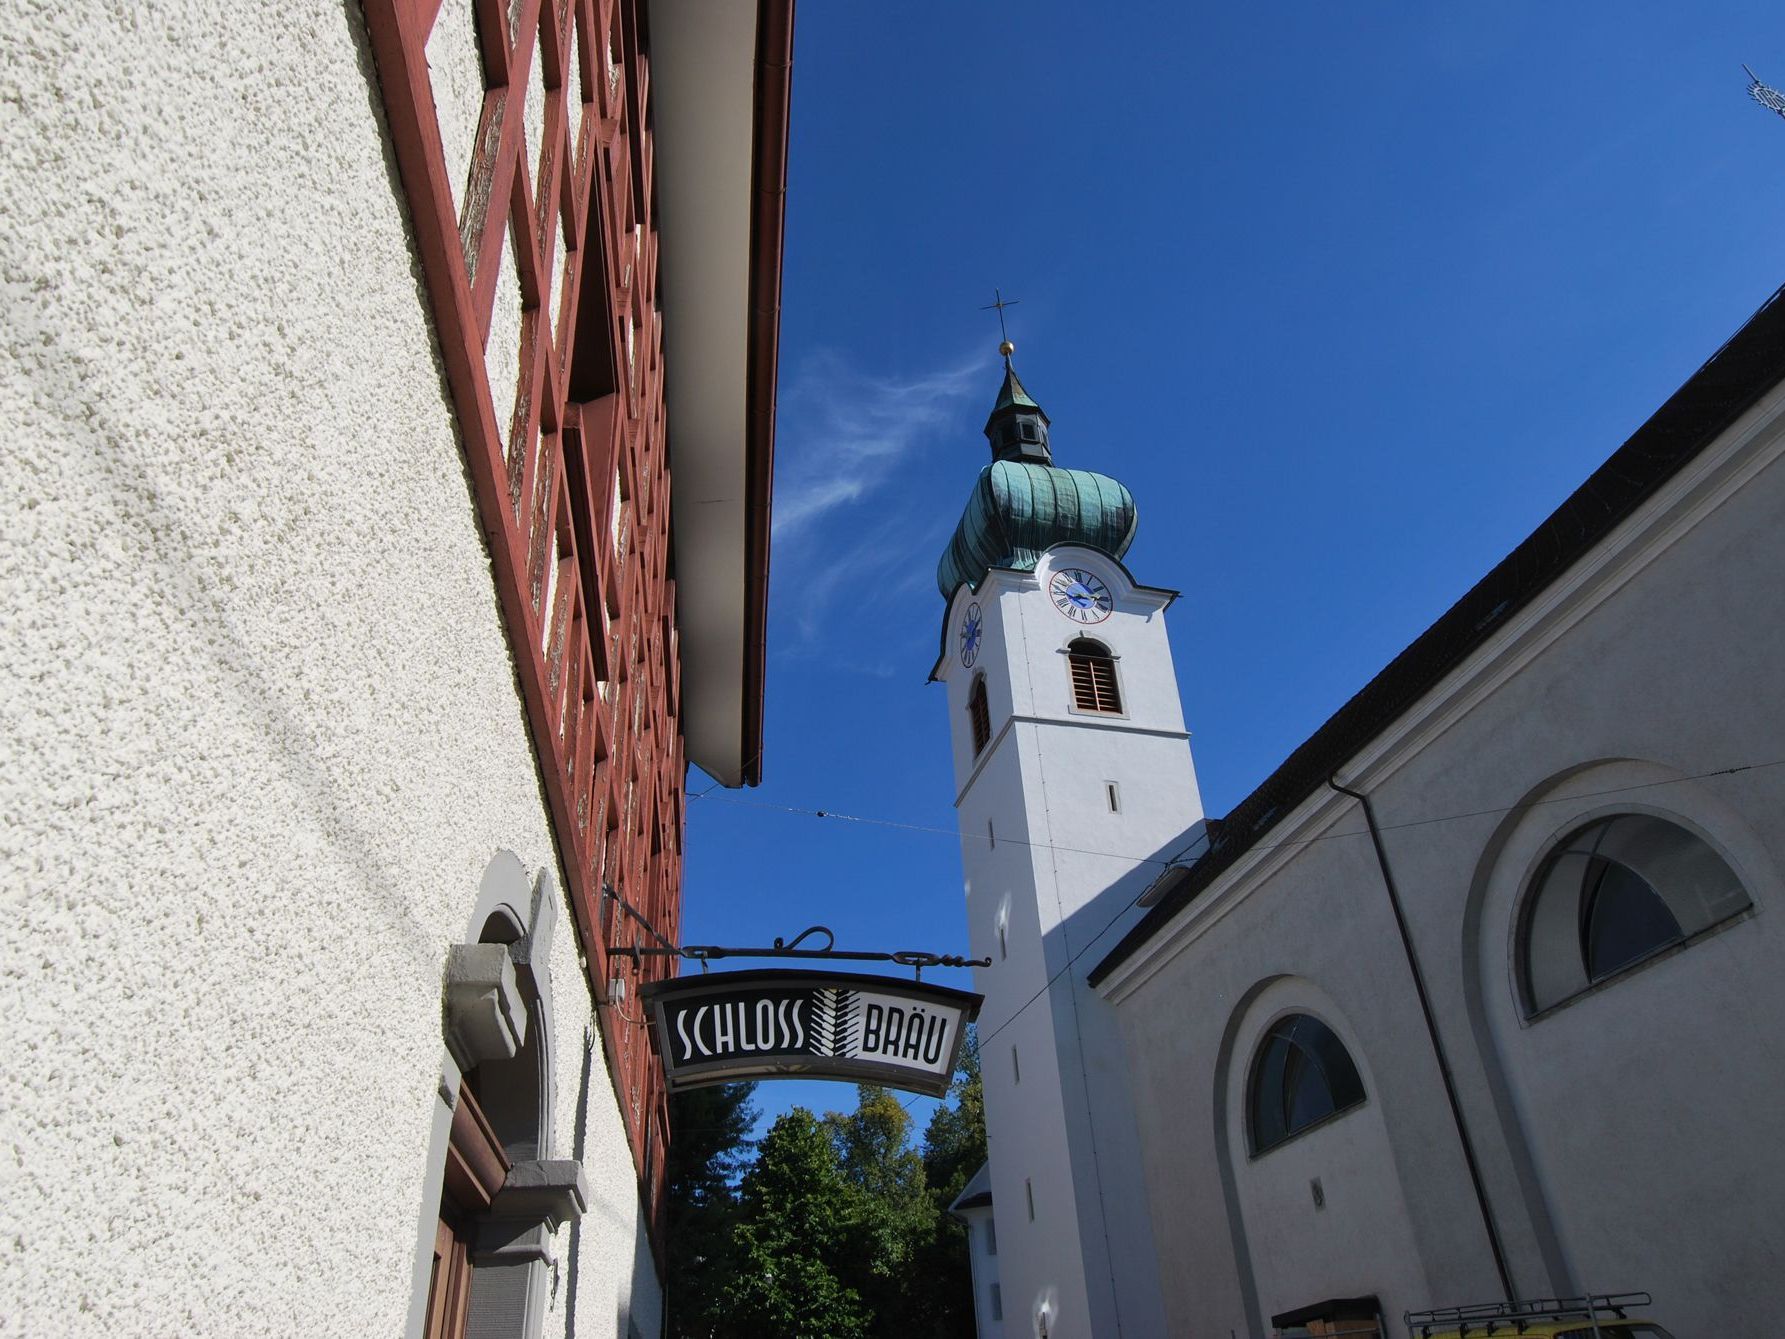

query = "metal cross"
[[1746, 65, 1785, 120], [981, 288, 1021, 343]]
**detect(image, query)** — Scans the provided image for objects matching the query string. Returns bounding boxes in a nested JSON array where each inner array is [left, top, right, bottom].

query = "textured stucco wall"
[[0, 3, 656, 1335], [942, 551, 1198, 1338], [955, 1204, 1004, 1339], [1108, 390, 1785, 1336], [1222, 978, 1432, 1327]]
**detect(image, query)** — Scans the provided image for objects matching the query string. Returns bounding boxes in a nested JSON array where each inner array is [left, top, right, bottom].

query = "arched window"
[[968, 674, 991, 755], [1066, 639, 1121, 714], [422, 859, 584, 1339], [1519, 814, 1752, 1015], [1247, 1014, 1365, 1154]]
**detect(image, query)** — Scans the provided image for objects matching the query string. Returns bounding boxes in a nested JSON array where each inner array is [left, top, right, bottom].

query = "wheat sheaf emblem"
[[809, 987, 860, 1058]]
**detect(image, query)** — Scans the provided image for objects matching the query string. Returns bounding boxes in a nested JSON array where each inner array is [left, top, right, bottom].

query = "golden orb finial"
[[982, 290, 1022, 356]]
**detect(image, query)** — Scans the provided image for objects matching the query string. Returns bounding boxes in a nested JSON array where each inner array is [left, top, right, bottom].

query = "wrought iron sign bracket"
[[601, 895, 989, 981]]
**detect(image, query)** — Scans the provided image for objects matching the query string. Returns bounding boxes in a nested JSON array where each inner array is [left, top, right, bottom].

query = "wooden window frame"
[[426, 1085, 511, 1339], [968, 673, 991, 755], [1066, 639, 1122, 714]]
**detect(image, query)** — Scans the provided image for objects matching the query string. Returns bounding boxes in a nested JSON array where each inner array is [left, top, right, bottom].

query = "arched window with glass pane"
[[1247, 1013, 1366, 1155], [1519, 813, 1752, 1015]]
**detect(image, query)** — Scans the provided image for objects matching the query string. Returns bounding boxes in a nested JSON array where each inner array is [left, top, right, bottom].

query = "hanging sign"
[[640, 969, 982, 1098]]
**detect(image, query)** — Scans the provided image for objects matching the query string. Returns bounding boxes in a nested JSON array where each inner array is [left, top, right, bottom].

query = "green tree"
[[665, 1082, 758, 1339], [909, 1030, 987, 1338], [921, 1028, 986, 1203], [730, 1109, 872, 1339], [666, 1037, 987, 1338], [824, 1086, 937, 1331]]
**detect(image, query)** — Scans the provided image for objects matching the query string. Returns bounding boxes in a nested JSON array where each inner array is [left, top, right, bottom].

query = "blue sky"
[[681, 2, 1785, 1137]]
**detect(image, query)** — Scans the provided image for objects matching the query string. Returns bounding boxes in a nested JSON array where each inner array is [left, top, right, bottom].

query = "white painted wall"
[[1101, 382, 1785, 1336], [938, 545, 1202, 1338], [1225, 980, 1431, 1328], [0, 4, 658, 1335], [956, 1203, 1007, 1339], [1471, 759, 1785, 1328]]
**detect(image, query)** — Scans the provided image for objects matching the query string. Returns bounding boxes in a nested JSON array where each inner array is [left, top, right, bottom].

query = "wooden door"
[[424, 1211, 473, 1339]]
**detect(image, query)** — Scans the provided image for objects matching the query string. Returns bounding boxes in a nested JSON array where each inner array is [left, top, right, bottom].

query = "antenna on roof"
[[1746, 64, 1785, 120]]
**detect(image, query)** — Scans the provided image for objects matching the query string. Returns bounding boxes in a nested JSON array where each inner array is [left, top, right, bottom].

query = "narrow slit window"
[[1106, 781, 1120, 812], [968, 674, 992, 754], [988, 819, 995, 850], [1025, 1178, 1035, 1221], [1011, 1044, 1021, 1084], [1066, 639, 1121, 714]]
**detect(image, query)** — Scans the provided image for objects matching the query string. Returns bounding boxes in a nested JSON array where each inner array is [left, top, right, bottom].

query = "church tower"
[[932, 348, 1205, 1338]]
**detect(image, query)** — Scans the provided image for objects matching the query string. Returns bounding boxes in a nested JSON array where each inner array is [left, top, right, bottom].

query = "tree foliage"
[[922, 1029, 986, 1205], [665, 1082, 758, 1339], [664, 1031, 987, 1338], [732, 1109, 874, 1339], [823, 1086, 935, 1327], [907, 1030, 987, 1338]]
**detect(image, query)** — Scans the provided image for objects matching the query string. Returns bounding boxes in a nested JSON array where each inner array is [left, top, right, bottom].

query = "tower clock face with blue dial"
[[1048, 568, 1113, 623], [959, 603, 982, 667]]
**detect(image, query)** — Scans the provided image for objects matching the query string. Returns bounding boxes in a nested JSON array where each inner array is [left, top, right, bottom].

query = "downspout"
[[1326, 775, 1516, 1303]]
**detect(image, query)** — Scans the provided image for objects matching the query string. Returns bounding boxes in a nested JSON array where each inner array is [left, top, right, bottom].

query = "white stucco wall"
[[1224, 980, 1431, 1328], [1469, 761, 1785, 1330], [0, 4, 656, 1336], [1102, 381, 1785, 1336], [939, 549, 1200, 1339], [956, 1204, 1005, 1339]]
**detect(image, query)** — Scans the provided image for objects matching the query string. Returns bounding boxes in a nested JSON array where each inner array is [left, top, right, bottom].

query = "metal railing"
[[1405, 1292, 1653, 1337]]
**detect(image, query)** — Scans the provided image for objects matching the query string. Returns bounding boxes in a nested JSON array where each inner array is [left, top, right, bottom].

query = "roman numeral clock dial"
[[1048, 568, 1113, 624]]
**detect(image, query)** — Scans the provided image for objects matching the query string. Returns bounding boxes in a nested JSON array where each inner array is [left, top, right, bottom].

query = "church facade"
[[939, 284, 1785, 1337], [1, 1, 789, 1336]]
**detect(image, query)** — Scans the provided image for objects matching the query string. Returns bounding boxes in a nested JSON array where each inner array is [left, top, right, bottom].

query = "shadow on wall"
[[1459, 756, 1785, 1326]]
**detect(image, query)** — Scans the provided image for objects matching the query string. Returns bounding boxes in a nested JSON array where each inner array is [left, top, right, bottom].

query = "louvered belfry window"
[[1067, 639, 1122, 714], [969, 674, 992, 755]]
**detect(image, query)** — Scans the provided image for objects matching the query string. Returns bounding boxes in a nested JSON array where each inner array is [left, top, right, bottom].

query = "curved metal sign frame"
[[640, 969, 982, 1098]]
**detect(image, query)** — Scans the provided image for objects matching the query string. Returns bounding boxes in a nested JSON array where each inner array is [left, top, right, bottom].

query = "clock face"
[[1048, 568, 1113, 624], [959, 603, 982, 668]]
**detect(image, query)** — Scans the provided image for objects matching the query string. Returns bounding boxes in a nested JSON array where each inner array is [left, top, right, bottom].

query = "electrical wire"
[[691, 758, 1784, 873], [971, 757, 1782, 1049], [692, 792, 1198, 865], [691, 757, 1785, 1052], [684, 747, 765, 803]]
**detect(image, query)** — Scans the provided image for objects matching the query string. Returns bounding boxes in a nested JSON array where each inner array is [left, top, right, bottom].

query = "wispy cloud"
[[777, 508, 949, 646], [772, 348, 992, 540]]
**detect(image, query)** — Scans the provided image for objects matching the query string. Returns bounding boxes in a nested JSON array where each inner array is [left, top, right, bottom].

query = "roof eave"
[[649, 0, 794, 789]]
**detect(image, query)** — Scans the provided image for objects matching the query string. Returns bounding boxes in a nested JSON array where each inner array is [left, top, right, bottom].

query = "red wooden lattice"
[[362, 0, 684, 1232]]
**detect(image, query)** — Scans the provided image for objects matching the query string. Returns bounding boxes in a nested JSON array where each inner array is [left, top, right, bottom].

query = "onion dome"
[[937, 358, 1137, 597]]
